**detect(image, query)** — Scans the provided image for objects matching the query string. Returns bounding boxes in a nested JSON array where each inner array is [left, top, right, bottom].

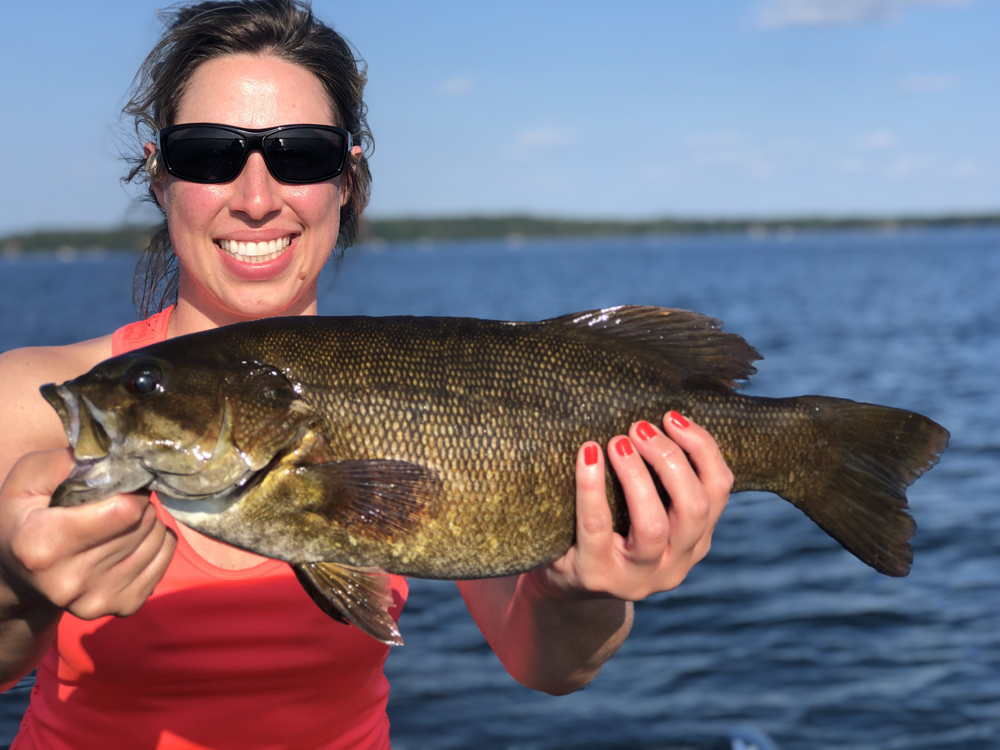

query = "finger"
[[572, 441, 615, 558], [4, 449, 152, 554], [85, 501, 163, 570], [117, 512, 173, 576], [62, 519, 176, 620], [109, 528, 177, 617], [1, 448, 76, 502], [662, 411, 732, 527], [45, 494, 153, 556], [606, 434, 669, 563], [12, 497, 155, 598], [630, 419, 709, 555]]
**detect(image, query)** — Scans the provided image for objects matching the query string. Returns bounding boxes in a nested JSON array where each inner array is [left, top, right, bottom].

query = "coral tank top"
[[14, 307, 407, 750]]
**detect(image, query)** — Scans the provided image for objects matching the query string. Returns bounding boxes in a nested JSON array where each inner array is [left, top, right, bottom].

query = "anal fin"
[[293, 562, 403, 646]]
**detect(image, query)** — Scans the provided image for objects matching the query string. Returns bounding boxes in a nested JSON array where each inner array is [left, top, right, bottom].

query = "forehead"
[[176, 53, 336, 128]]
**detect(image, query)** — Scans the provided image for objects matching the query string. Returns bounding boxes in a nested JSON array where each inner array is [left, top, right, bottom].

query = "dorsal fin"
[[540, 306, 761, 390]]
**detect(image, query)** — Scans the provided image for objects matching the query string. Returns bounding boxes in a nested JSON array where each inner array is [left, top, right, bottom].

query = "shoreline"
[[2, 212, 998, 252]]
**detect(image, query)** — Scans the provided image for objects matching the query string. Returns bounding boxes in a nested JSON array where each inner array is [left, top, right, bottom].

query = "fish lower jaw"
[[216, 235, 293, 264]]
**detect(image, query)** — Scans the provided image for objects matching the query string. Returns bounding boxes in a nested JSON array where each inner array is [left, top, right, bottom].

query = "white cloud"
[[755, 0, 973, 29], [857, 130, 896, 150], [437, 75, 474, 97], [899, 74, 960, 92], [833, 156, 865, 173], [886, 153, 930, 178], [512, 127, 575, 150], [953, 159, 980, 177], [683, 131, 773, 178]]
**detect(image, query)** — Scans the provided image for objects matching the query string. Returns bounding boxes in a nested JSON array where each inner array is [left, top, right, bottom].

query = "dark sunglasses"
[[154, 123, 352, 184]]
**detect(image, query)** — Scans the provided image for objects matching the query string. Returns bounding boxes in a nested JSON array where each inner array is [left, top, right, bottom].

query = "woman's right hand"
[[0, 448, 176, 621]]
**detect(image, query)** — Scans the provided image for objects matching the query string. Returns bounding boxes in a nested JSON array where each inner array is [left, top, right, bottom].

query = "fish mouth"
[[40, 383, 112, 460], [41, 383, 152, 507], [40, 383, 73, 439]]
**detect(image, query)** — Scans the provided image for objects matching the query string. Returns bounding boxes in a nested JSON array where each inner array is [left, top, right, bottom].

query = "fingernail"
[[615, 437, 633, 457], [669, 411, 690, 429], [636, 421, 657, 441], [584, 444, 599, 466]]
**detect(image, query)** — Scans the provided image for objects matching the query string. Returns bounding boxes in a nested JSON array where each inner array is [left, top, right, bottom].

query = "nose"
[[228, 151, 283, 221]]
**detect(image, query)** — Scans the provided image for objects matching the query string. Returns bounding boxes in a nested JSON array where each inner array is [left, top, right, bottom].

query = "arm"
[[0, 347, 176, 692], [459, 412, 732, 695]]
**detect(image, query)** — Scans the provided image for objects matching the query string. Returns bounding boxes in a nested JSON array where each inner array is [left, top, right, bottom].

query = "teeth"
[[218, 236, 292, 264]]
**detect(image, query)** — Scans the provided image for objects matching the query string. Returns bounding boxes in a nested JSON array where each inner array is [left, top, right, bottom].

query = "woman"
[[0, 1, 732, 747]]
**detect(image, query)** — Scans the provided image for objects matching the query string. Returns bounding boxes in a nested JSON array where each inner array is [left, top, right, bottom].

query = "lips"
[[216, 235, 293, 264], [214, 233, 297, 281]]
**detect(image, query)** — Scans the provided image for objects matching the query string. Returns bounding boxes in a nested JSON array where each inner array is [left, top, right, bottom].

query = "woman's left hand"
[[529, 411, 732, 602]]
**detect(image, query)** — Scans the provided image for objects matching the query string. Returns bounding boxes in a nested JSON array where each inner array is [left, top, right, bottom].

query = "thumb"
[[5, 449, 150, 550], [1, 448, 77, 505]]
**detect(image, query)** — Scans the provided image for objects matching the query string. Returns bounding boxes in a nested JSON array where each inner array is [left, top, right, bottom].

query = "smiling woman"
[[124, 0, 373, 318], [0, 1, 733, 748], [147, 53, 354, 324]]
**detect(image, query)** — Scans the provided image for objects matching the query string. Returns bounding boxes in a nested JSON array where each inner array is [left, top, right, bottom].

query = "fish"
[[41, 306, 949, 645]]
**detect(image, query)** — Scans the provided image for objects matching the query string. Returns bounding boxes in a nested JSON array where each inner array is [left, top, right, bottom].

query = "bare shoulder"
[[0, 336, 113, 480]]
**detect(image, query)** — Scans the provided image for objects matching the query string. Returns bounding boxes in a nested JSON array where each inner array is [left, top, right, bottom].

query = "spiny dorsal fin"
[[294, 562, 403, 645], [542, 306, 761, 390]]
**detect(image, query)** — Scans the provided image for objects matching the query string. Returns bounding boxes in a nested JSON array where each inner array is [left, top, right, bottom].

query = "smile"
[[217, 235, 293, 264]]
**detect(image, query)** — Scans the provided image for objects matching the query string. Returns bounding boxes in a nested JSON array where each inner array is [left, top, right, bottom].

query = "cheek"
[[163, 182, 231, 230], [287, 184, 343, 227]]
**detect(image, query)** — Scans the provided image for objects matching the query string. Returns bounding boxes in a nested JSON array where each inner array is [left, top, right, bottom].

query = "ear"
[[340, 145, 363, 208], [144, 141, 166, 208]]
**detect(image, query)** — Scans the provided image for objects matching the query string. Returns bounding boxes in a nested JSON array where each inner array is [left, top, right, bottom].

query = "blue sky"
[[1, 0, 997, 234]]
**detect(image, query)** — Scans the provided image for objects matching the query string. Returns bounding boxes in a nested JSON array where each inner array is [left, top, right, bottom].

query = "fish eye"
[[125, 364, 163, 395]]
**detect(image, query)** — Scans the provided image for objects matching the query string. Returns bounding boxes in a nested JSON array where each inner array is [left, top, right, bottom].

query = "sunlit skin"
[[146, 54, 361, 334]]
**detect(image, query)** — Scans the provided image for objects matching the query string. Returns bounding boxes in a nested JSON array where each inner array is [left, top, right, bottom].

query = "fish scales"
[[238, 316, 659, 578], [42, 306, 949, 644]]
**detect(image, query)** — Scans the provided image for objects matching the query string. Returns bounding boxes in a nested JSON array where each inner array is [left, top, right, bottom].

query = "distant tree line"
[[0, 225, 156, 252], [2, 213, 998, 252], [359, 213, 1000, 243]]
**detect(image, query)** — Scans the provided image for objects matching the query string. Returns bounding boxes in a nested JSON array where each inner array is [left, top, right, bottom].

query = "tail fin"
[[777, 397, 949, 577]]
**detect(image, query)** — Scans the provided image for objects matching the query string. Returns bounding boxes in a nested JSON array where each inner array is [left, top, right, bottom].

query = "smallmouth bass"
[[42, 307, 949, 644]]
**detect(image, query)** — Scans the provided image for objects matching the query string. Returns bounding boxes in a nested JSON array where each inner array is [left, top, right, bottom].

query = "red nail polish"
[[615, 437, 633, 457], [584, 445, 599, 466], [669, 411, 690, 429], [636, 421, 657, 441]]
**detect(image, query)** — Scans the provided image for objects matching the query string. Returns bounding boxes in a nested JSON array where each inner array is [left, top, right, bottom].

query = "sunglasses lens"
[[163, 127, 246, 182], [263, 128, 348, 182], [160, 126, 349, 183]]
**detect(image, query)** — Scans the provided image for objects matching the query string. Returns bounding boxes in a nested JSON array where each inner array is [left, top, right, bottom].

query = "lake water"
[[0, 228, 997, 749]]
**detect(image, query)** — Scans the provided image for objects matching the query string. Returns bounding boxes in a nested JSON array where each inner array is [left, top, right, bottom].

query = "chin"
[[232, 288, 318, 321]]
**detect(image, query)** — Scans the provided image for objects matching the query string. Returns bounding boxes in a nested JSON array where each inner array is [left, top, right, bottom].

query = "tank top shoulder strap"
[[112, 305, 174, 356]]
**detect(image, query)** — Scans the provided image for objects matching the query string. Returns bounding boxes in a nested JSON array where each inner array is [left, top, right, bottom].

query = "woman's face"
[[150, 53, 355, 322]]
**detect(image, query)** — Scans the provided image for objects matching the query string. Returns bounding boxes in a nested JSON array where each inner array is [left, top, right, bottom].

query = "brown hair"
[[123, 0, 372, 315]]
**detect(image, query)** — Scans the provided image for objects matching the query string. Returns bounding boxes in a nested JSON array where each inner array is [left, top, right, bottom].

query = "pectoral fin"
[[298, 459, 441, 540], [293, 562, 403, 646]]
